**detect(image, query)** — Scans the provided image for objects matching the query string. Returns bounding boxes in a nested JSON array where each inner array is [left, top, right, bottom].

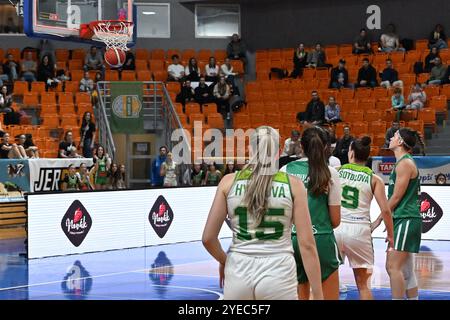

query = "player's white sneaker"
[[339, 283, 348, 293]]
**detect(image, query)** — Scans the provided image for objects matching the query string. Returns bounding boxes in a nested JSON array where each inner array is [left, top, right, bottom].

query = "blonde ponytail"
[[242, 126, 279, 222]]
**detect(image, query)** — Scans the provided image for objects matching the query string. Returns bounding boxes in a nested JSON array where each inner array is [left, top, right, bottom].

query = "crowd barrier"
[[372, 156, 450, 185], [0, 159, 94, 202], [27, 185, 450, 259]]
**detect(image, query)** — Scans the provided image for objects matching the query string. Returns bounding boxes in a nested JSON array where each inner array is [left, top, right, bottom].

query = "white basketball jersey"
[[338, 163, 374, 223], [226, 169, 294, 255]]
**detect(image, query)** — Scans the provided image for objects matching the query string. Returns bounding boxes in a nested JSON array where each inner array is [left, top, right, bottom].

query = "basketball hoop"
[[82, 20, 134, 52]]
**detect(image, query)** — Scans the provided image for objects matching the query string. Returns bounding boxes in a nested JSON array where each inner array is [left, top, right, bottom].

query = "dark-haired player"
[[373, 128, 424, 300], [334, 136, 393, 300]]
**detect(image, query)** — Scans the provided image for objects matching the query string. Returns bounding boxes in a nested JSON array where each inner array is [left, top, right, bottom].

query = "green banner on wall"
[[109, 81, 144, 133]]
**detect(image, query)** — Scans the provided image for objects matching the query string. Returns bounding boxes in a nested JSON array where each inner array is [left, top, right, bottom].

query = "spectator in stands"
[[84, 46, 105, 73], [424, 47, 439, 73], [429, 24, 448, 50], [356, 58, 377, 88], [324, 97, 342, 124], [80, 112, 96, 158], [167, 54, 185, 82], [203, 162, 222, 186], [194, 77, 213, 106], [93, 145, 111, 190], [18, 134, 39, 158], [205, 57, 220, 83], [3, 17, 19, 33], [0, 65, 9, 87], [327, 132, 341, 168], [380, 23, 405, 52], [191, 162, 205, 186], [220, 57, 239, 87], [37, 54, 60, 89], [121, 51, 136, 71], [380, 59, 403, 88], [391, 87, 405, 121], [160, 152, 177, 187], [290, 43, 308, 78], [38, 39, 56, 66], [444, 65, 450, 84], [78, 162, 94, 191], [406, 83, 427, 110], [333, 126, 354, 165], [353, 28, 372, 54], [213, 76, 231, 119], [428, 57, 447, 85], [329, 59, 349, 89], [107, 163, 119, 190], [226, 33, 247, 72], [58, 131, 81, 158], [116, 164, 126, 189], [302, 90, 325, 125], [176, 80, 195, 106], [20, 52, 37, 82], [281, 130, 301, 157], [185, 57, 201, 82], [79, 71, 95, 93], [223, 160, 236, 176], [151, 146, 167, 187], [383, 121, 400, 148], [0, 85, 13, 113], [0, 133, 27, 159], [306, 43, 328, 68], [61, 164, 81, 191], [3, 53, 19, 81]]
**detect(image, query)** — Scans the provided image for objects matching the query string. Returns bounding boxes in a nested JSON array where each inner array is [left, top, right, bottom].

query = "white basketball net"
[[92, 21, 133, 52]]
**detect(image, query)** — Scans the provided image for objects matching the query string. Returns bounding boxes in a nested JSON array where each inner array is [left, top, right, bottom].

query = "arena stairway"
[[423, 102, 450, 155], [0, 202, 27, 240]]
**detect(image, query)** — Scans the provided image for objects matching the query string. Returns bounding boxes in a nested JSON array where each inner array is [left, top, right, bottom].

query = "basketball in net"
[[88, 20, 133, 68], [105, 48, 126, 67]]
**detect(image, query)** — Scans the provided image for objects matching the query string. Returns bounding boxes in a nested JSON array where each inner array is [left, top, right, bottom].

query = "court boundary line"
[[0, 259, 215, 292]]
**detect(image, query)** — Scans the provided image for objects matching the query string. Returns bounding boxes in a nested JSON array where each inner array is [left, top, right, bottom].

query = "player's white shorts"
[[334, 221, 374, 269], [224, 251, 298, 300]]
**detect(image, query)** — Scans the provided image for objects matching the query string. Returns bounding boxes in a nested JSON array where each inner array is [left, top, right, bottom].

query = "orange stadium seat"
[[60, 103, 76, 114], [149, 59, 165, 71], [105, 70, 119, 81], [40, 103, 58, 115], [41, 115, 60, 128], [75, 92, 92, 104], [77, 103, 93, 116], [55, 49, 70, 61], [150, 49, 165, 60], [70, 70, 84, 82], [153, 70, 168, 81], [137, 70, 152, 81], [207, 113, 224, 128], [22, 92, 39, 107], [185, 103, 201, 116], [13, 81, 29, 95], [64, 81, 79, 93], [31, 82, 46, 93], [121, 70, 136, 81], [40, 92, 57, 104], [135, 48, 150, 60]]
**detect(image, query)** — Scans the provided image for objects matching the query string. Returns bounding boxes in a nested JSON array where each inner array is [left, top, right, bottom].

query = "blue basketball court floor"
[[1, 238, 450, 300]]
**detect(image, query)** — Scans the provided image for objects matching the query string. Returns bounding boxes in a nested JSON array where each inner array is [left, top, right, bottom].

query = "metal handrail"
[[95, 81, 191, 161], [96, 81, 116, 160]]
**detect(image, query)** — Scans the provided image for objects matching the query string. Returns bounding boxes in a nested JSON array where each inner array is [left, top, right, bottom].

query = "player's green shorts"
[[292, 232, 341, 284], [393, 218, 422, 253], [95, 175, 107, 185]]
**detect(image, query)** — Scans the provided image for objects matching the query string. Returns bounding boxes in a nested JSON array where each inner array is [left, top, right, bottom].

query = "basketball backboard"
[[23, 0, 136, 46]]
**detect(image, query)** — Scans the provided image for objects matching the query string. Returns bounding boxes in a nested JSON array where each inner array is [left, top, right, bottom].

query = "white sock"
[[392, 298, 404, 300], [407, 296, 419, 300]]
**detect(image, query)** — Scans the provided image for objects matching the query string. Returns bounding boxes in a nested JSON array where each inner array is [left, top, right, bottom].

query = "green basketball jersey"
[[226, 168, 294, 255], [281, 160, 333, 235], [388, 154, 421, 219]]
